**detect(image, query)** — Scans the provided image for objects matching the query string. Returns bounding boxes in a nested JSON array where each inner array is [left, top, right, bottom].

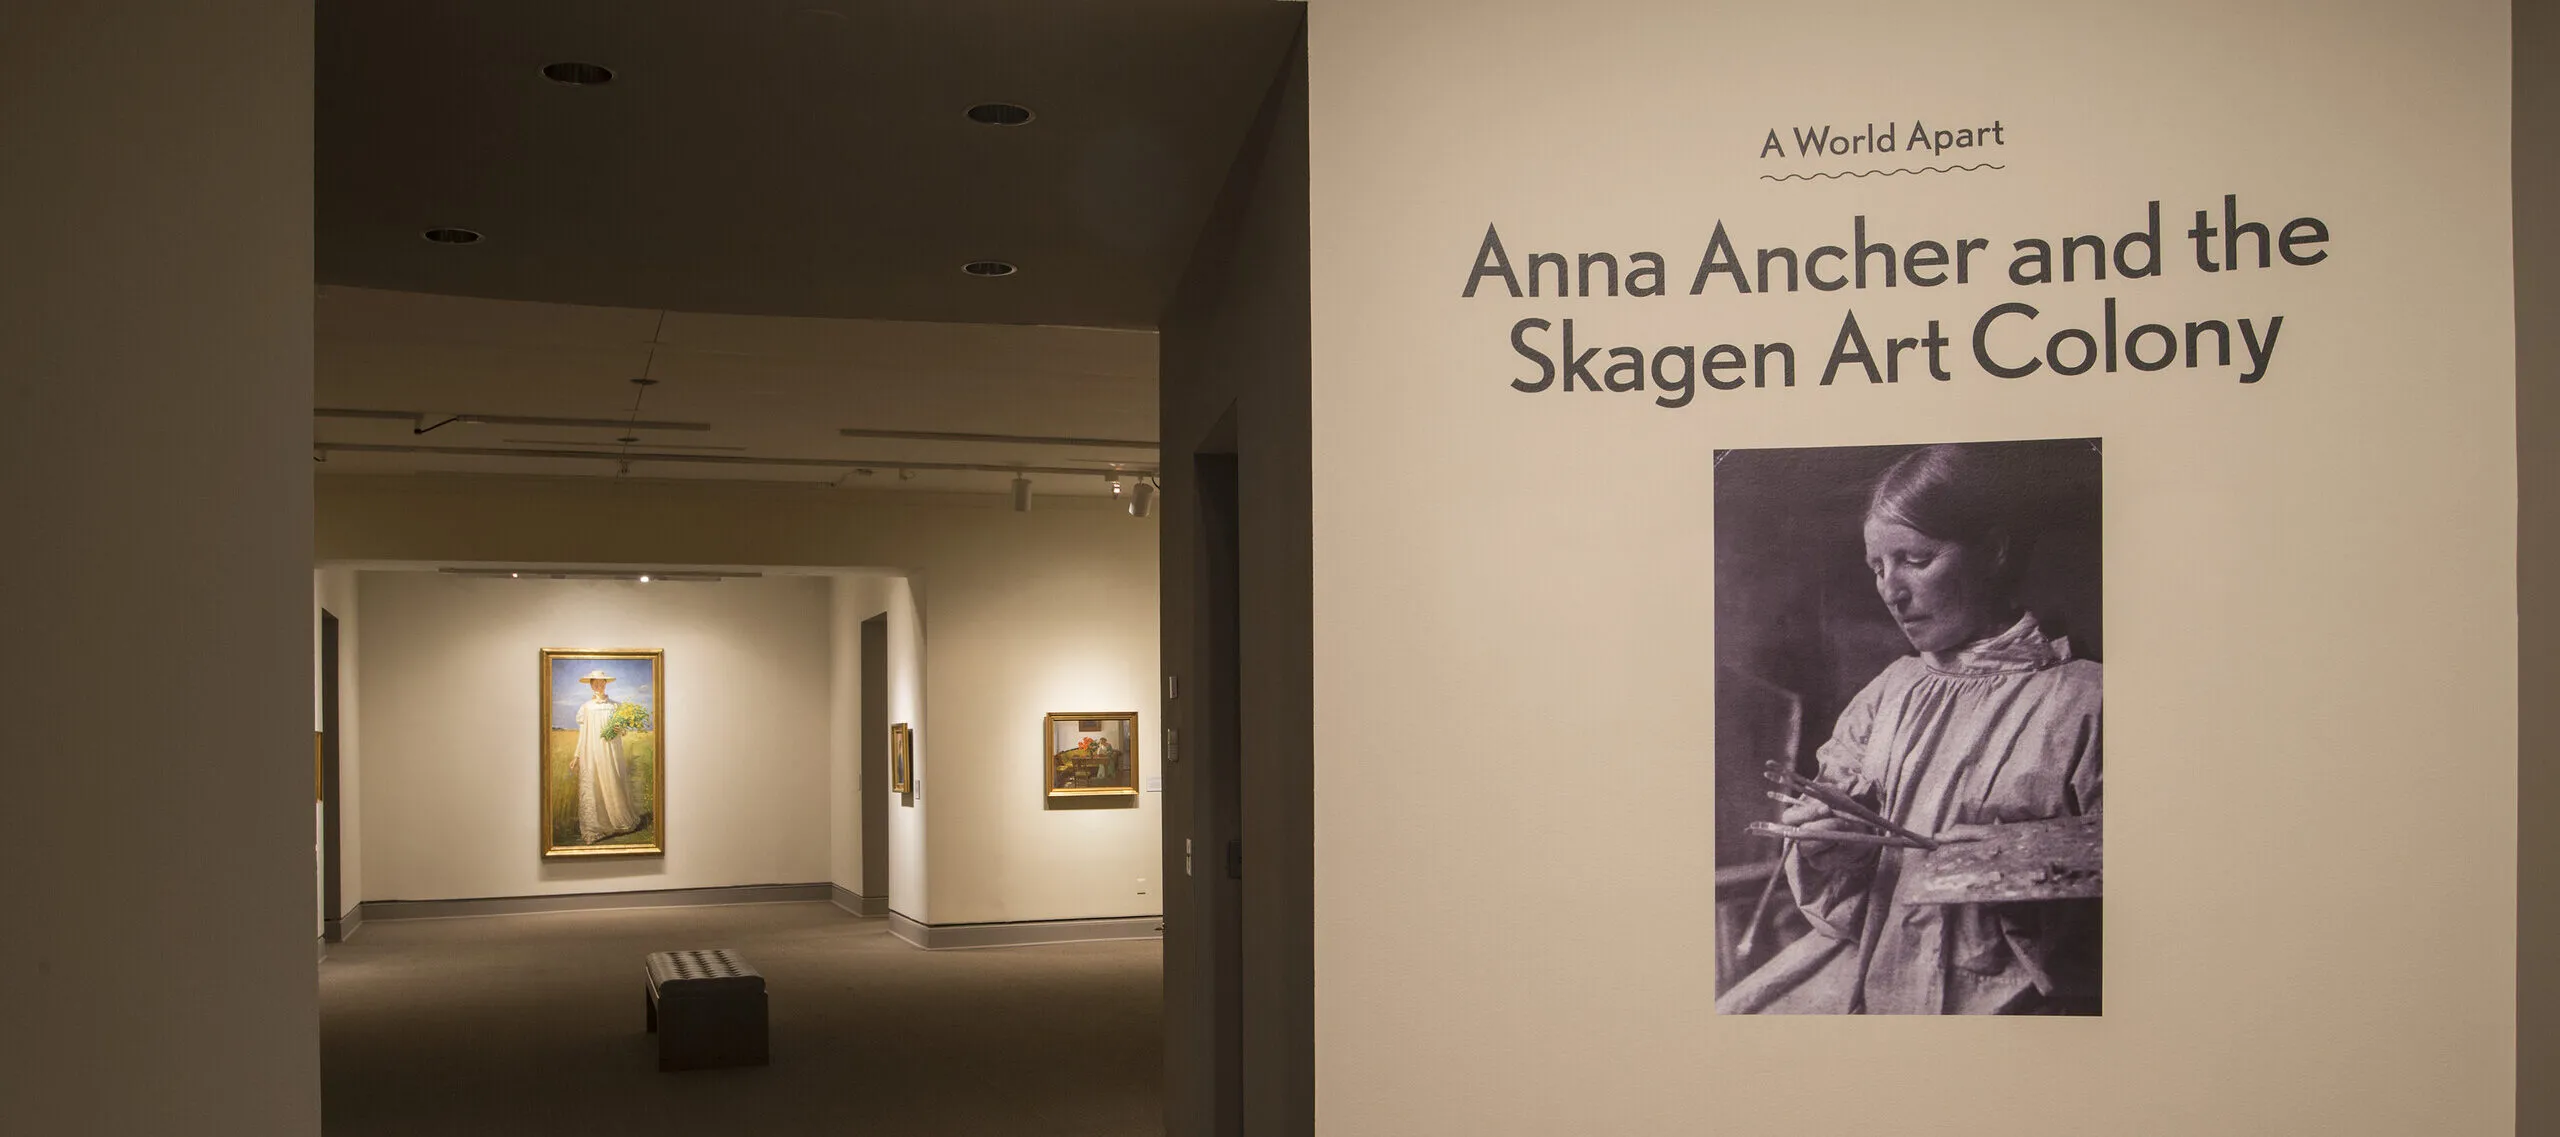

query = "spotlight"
[[1011, 475, 1033, 512], [541, 61, 615, 86], [1128, 480, 1157, 518], [639, 575, 651, 583], [966, 102, 1035, 126], [1104, 471, 1124, 496]]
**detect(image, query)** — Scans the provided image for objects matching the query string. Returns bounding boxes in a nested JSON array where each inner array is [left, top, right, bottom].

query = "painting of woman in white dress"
[[541, 650, 664, 857]]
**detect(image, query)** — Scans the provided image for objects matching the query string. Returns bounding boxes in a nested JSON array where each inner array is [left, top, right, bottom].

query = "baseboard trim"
[[359, 882, 833, 922], [323, 909, 363, 943], [830, 884, 888, 917], [887, 910, 1164, 950]]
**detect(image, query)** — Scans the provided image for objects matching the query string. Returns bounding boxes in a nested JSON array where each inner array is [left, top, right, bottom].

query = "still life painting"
[[541, 649, 665, 857], [1045, 712, 1138, 799]]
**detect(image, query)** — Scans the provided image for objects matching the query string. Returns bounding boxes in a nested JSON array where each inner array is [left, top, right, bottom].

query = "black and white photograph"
[[1712, 438, 2104, 1015]]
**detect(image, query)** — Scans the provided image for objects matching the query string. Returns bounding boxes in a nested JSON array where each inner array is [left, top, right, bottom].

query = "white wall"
[[917, 516, 1163, 924], [884, 576, 929, 922], [317, 477, 1164, 929], [2, 4, 318, 1133], [355, 571, 834, 900], [1307, 2, 2513, 1135]]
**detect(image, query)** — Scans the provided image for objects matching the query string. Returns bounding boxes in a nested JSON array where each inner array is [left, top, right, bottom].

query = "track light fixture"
[[1127, 479, 1157, 518], [1104, 471, 1124, 496], [1012, 475, 1033, 512]]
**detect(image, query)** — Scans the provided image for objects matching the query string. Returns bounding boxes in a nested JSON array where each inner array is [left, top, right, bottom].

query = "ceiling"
[[314, 0, 1300, 493], [317, 0, 1302, 329], [315, 285, 1158, 496]]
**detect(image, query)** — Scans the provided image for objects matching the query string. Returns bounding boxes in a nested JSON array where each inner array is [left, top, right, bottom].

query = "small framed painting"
[[540, 649, 665, 858], [1044, 712, 1139, 799], [890, 722, 913, 794]]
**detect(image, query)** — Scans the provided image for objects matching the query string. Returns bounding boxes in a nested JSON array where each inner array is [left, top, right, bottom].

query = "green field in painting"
[[548, 729, 658, 850]]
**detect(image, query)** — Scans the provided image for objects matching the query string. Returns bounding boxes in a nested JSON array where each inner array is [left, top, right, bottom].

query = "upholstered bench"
[[643, 949, 768, 1071]]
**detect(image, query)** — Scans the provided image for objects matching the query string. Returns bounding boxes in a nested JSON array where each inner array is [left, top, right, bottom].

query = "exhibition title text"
[[1464, 196, 2329, 407]]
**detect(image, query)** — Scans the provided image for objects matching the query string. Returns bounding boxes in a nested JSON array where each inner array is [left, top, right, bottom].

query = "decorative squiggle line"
[[1759, 163, 2007, 182]]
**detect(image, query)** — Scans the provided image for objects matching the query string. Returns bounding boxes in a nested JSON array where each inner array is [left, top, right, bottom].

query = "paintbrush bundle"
[[1747, 761, 1939, 851]]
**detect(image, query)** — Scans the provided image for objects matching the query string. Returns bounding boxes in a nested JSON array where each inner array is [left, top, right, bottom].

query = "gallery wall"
[[911, 508, 1163, 926], [1157, 25, 1315, 1135], [354, 571, 834, 900], [2516, 5, 2559, 1128], [881, 575, 930, 922], [317, 475, 1161, 928], [1305, 1, 2513, 1134], [3, 4, 320, 1135]]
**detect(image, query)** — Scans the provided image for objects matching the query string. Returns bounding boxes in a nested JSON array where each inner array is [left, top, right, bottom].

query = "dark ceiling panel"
[[317, 0, 1301, 328]]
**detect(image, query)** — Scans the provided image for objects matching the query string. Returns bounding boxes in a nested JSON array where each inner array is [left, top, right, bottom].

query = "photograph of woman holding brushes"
[[1715, 440, 2103, 1016]]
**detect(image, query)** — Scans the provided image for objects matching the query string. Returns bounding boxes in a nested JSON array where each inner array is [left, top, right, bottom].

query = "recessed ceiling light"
[[962, 260, 1018, 277], [421, 227, 482, 244], [966, 103, 1034, 126], [542, 61, 615, 86]]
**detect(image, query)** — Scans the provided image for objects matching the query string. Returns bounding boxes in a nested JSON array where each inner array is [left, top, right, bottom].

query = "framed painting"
[[540, 649, 666, 858], [1045, 712, 1139, 799], [889, 722, 913, 794]]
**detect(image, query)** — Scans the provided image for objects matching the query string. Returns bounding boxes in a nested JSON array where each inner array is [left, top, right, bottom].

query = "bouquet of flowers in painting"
[[1045, 712, 1138, 798], [603, 700, 652, 742]]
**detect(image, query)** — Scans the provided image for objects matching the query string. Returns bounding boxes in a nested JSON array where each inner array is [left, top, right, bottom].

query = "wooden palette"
[[1896, 814, 2102, 905]]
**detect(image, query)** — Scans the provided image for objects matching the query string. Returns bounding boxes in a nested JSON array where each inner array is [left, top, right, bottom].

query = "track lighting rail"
[[313, 440, 1156, 479], [317, 407, 713, 434]]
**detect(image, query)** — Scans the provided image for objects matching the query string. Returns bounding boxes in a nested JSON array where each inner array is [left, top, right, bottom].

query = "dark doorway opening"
[[860, 612, 890, 906], [321, 608, 347, 942], [1195, 438, 1245, 1137]]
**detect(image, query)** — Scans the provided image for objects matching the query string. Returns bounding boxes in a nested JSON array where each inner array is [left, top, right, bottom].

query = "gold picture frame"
[[540, 648, 666, 858], [889, 722, 913, 794], [1044, 711, 1139, 799]]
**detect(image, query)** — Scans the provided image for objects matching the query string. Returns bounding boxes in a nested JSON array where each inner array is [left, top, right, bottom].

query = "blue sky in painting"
[[550, 656, 656, 730]]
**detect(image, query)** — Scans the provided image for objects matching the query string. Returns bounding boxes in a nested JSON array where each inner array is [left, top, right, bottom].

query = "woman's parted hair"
[[1865, 443, 2050, 588]]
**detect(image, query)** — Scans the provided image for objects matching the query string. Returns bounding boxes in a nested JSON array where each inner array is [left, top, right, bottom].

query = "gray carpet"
[[320, 902, 1163, 1136]]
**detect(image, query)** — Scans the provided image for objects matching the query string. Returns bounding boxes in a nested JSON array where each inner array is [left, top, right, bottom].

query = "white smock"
[[573, 696, 643, 843], [1719, 613, 2102, 1015]]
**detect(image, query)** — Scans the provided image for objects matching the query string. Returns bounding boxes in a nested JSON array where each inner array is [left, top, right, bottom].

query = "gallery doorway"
[[320, 608, 347, 943], [308, 3, 1311, 1135]]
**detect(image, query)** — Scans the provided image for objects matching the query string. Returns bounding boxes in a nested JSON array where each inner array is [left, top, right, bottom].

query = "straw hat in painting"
[[577, 669, 617, 684]]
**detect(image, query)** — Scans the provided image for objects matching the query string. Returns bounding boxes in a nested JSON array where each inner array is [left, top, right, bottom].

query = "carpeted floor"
[[320, 902, 1163, 1136]]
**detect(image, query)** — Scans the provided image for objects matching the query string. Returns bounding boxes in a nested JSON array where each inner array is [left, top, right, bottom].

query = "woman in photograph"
[[1718, 444, 2102, 1015], [571, 669, 643, 844]]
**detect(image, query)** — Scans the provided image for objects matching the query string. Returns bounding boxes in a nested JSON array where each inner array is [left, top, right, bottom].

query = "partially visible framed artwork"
[[1045, 712, 1139, 799], [890, 722, 913, 794], [540, 649, 665, 858]]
